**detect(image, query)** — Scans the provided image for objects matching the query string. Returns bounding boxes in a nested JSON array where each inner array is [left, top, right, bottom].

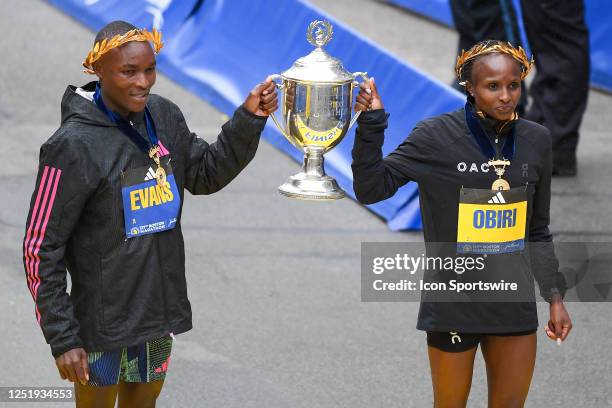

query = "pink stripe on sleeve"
[[32, 169, 62, 298], [24, 166, 50, 297], [36, 304, 41, 324], [26, 168, 56, 296]]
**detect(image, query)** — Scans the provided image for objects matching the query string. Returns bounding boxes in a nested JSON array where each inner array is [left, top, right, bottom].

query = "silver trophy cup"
[[269, 20, 368, 200]]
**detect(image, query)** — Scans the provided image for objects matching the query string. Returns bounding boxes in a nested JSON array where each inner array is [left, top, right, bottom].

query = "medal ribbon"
[[93, 82, 159, 154], [93, 83, 166, 185], [464, 102, 515, 161]]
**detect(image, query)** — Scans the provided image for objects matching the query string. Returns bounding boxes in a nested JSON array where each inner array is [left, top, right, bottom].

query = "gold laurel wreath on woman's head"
[[455, 41, 534, 86], [83, 28, 163, 74]]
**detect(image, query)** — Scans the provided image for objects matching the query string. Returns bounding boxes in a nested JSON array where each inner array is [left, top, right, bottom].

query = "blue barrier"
[[385, 0, 612, 93], [586, 1, 612, 92], [47, 0, 468, 230], [384, 0, 454, 26]]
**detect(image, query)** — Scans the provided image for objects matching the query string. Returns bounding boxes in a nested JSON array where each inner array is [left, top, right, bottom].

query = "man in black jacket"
[[521, 0, 590, 176], [23, 20, 277, 407]]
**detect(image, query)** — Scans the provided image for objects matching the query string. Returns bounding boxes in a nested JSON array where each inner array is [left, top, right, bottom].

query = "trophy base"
[[278, 172, 346, 200]]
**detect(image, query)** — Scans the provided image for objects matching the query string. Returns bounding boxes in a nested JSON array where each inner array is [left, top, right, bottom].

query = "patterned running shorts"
[[86, 335, 173, 387]]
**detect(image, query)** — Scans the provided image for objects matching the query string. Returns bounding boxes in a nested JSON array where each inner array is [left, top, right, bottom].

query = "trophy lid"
[[282, 21, 354, 83]]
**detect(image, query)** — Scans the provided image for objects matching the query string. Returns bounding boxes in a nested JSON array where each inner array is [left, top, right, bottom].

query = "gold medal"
[[148, 145, 165, 186], [492, 178, 510, 191], [155, 166, 167, 186], [148, 146, 160, 163], [488, 158, 511, 191]]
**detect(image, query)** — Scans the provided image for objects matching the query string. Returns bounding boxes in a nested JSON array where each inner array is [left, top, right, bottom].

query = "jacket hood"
[[61, 81, 117, 127]]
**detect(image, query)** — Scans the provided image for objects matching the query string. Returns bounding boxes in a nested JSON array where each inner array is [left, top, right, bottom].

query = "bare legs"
[[75, 380, 165, 408], [481, 333, 537, 408], [428, 332, 537, 408], [75, 383, 117, 408], [428, 345, 477, 408]]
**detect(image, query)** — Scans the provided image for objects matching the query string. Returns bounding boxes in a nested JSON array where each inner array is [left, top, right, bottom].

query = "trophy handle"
[[349, 71, 370, 129], [268, 74, 293, 144]]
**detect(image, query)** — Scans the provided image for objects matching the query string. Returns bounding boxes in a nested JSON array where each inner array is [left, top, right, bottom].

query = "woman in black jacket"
[[352, 41, 571, 407]]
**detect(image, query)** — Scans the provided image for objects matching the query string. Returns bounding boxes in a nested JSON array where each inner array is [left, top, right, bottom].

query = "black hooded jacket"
[[352, 106, 564, 333], [23, 82, 266, 357]]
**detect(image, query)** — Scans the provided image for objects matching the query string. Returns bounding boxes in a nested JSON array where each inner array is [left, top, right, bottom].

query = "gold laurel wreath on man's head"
[[83, 28, 163, 74], [455, 41, 534, 86]]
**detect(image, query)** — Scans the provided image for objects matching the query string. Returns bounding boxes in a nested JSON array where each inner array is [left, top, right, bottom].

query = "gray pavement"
[[1, 0, 611, 407]]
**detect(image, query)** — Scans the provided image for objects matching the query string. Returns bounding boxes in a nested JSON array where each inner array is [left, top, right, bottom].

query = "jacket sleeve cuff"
[[51, 338, 84, 359], [356, 109, 389, 145], [236, 105, 268, 127], [357, 109, 388, 126], [540, 272, 567, 303]]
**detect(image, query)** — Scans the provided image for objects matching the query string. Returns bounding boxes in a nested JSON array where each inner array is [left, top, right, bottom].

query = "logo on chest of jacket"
[[457, 162, 490, 173], [457, 162, 530, 177]]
